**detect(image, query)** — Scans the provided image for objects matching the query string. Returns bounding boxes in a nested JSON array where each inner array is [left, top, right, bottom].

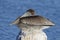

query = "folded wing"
[[20, 15, 55, 26]]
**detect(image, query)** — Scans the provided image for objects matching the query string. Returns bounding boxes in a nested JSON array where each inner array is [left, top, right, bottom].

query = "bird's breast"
[[21, 29, 47, 40]]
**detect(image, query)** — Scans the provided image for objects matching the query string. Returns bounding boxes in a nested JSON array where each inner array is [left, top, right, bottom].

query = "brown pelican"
[[11, 9, 55, 40]]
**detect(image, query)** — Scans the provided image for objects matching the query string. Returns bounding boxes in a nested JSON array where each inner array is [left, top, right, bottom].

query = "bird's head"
[[21, 9, 35, 17], [26, 9, 35, 15]]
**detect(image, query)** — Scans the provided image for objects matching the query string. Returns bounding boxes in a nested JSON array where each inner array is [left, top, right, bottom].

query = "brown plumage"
[[11, 9, 55, 40], [19, 15, 54, 26]]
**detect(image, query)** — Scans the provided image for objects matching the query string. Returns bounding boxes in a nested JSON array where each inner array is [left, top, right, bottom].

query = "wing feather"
[[20, 15, 55, 26]]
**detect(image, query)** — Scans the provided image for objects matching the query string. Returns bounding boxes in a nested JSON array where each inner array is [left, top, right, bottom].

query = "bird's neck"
[[21, 26, 50, 32], [22, 28, 44, 35]]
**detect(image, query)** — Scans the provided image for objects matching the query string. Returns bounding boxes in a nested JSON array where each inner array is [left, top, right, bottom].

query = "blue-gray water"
[[0, 0, 60, 40]]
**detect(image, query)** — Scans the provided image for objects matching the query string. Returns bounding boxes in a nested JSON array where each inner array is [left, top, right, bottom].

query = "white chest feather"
[[21, 29, 47, 40]]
